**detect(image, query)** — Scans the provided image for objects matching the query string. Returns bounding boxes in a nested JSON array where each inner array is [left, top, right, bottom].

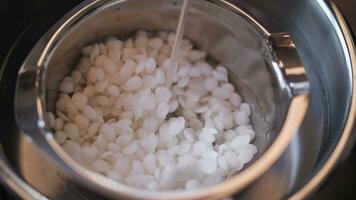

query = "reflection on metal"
[[270, 33, 310, 96], [0, 144, 48, 200], [0, 0, 353, 199], [290, 1, 356, 199], [14, 0, 310, 198]]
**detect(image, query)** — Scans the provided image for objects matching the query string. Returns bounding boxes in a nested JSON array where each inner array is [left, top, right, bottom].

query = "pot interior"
[[44, 0, 285, 162]]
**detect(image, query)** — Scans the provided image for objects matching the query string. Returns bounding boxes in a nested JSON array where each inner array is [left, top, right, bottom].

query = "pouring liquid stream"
[[170, 0, 191, 62]]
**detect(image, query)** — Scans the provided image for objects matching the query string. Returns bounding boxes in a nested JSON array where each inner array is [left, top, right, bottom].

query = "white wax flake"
[[83, 105, 97, 121], [217, 156, 229, 171], [95, 55, 116, 74], [100, 124, 116, 142], [95, 68, 105, 81], [198, 62, 213, 76], [168, 145, 180, 156], [218, 144, 230, 154], [240, 103, 252, 116], [185, 179, 201, 190], [54, 30, 257, 191], [199, 132, 215, 144], [189, 67, 202, 77], [63, 140, 81, 162], [116, 133, 133, 148], [177, 154, 196, 169], [143, 153, 157, 174], [74, 114, 89, 129], [81, 146, 99, 164], [147, 181, 159, 190], [91, 160, 109, 173], [106, 37, 123, 52], [198, 158, 217, 174], [123, 143, 138, 155], [94, 80, 108, 93], [158, 153, 175, 166], [123, 76, 143, 91], [177, 77, 190, 88], [64, 123, 80, 141], [178, 66, 190, 77], [143, 75, 158, 89], [213, 87, 231, 100], [155, 86, 172, 102], [71, 93, 87, 108], [186, 90, 200, 102], [140, 133, 158, 153], [183, 128, 195, 142], [169, 100, 179, 113], [204, 77, 219, 92], [156, 102, 169, 119], [155, 70, 166, 85], [192, 141, 207, 157], [114, 156, 130, 176], [142, 116, 158, 132], [54, 130, 67, 145], [83, 85, 95, 97], [71, 70, 81, 84], [86, 123, 100, 139], [168, 117, 185, 136], [138, 93, 156, 110], [178, 140, 193, 155], [230, 135, 251, 149], [148, 37, 163, 50], [96, 95, 111, 106], [189, 118, 203, 130], [224, 151, 243, 170], [201, 150, 217, 158], [188, 50, 206, 62], [234, 111, 250, 126], [202, 127, 218, 135], [107, 85, 120, 96], [212, 70, 228, 82], [146, 58, 156, 72], [59, 77, 74, 94], [238, 148, 255, 164]]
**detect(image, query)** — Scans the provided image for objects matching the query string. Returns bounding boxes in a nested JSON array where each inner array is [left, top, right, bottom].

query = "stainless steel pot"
[[14, 0, 309, 199], [0, 0, 355, 200]]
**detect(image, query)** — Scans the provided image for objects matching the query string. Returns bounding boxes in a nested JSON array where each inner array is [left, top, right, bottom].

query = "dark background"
[[0, 0, 355, 199]]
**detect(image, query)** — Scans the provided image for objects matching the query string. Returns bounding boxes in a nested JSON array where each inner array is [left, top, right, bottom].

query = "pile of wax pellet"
[[48, 30, 257, 191]]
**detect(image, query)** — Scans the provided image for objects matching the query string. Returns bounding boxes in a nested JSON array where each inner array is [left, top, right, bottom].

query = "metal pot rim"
[[289, 1, 356, 198], [16, 0, 309, 199], [8, 0, 355, 199]]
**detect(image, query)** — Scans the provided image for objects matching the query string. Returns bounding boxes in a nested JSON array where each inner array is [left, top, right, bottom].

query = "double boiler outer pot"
[[15, 0, 310, 199], [0, 0, 354, 200]]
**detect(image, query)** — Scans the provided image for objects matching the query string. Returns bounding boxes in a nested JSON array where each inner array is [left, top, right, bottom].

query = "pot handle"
[[269, 32, 311, 150], [271, 32, 310, 146], [257, 32, 310, 168], [269, 33, 310, 96]]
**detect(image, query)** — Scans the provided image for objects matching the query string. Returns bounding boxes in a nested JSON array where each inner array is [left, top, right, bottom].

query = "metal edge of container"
[[15, 0, 310, 199], [290, 1, 356, 199], [0, 0, 355, 200]]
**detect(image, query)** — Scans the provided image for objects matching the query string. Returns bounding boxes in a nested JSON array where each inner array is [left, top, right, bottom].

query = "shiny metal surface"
[[0, 144, 48, 200], [0, 0, 354, 199], [291, 1, 356, 199], [239, 0, 356, 199], [14, 0, 309, 199]]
